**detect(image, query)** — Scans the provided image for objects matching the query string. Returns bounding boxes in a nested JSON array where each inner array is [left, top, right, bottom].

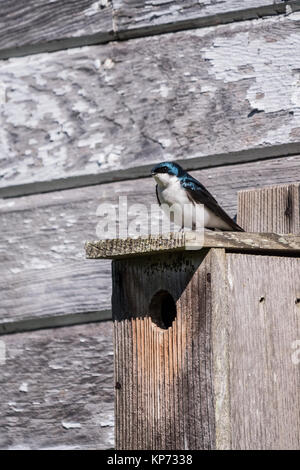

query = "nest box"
[[85, 184, 300, 450]]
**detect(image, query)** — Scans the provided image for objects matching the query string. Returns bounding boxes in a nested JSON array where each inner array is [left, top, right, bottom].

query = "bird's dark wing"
[[156, 184, 161, 206], [181, 174, 244, 231]]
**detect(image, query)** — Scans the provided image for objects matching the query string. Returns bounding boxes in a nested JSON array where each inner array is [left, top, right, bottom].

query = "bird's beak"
[[151, 169, 156, 176]]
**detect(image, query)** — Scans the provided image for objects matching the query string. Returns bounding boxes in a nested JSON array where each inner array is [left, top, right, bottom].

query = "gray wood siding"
[[0, 322, 114, 450], [1, 0, 300, 451], [1, 14, 300, 197], [0, 0, 113, 55], [1, 155, 299, 330], [113, 0, 293, 37], [0, 1, 295, 58]]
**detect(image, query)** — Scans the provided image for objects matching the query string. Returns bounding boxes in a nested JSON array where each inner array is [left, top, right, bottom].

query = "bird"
[[151, 161, 244, 232]]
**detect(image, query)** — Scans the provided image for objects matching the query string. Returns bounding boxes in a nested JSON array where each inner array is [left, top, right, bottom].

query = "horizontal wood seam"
[[0, 3, 297, 60], [0, 309, 112, 336], [2, 143, 300, 199]]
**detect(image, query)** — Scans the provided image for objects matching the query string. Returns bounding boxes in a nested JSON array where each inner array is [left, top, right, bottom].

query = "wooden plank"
[[0, 1, 296, 60], [113, 0, 293, 38], [238, 183, 300, 233], [210, 248, 231, 450], [112, 250, 216, 449], [0, 261, 111, 332], [227, 254, 300, 449], [0, 0, 113, 57], [0, 322, 114, 450], [86, 232, 300, 259], [2, 14, 300, 197], [1, 156, 300, 328]]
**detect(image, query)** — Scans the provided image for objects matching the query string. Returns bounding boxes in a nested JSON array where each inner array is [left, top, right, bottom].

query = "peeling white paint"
[[0, 340, 5, 365], [200, 84, 217, 94], [159, 84, 170, 98], [48, 362, 64, 370], [72, 100, 92, 114], [290, 11, 300, 20], [29, 258, 53, 270], [78, 132, 105, 149], [1, 14, 300, 191], [103, 58, 114, 69], [204, 17, 300, 113], [94, 59, 101, 70], [19, 382, 28, 393], [291, 77, 300, 107], [84, 1, 101, 16], [159, 137, 171, 148], [53, 84, 72, 96], [35, 75, 47, 87], [72, 28, 86, 38], [62, 421, 82, 429], [96, 144, 124, 168], [10, 267, 22, 274], [0, 82, 6, 105]]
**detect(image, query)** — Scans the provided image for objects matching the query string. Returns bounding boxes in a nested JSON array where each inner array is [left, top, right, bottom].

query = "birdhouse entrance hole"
[[149, 290, 177, 329]]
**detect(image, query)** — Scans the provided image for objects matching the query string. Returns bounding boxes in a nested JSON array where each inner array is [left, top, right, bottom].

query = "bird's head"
[[151, 161, 185, 187]]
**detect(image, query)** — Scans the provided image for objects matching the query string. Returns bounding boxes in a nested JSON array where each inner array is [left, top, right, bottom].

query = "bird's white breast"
[[156, 174, 190, 206], [155, 173, 232, 230], [156, 174, 196, 229]]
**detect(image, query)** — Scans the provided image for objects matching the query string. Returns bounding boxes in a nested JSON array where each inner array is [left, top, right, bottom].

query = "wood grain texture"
[[86, 232, 300, 259], [227, 254, 300, 449], [238, 183, 300, 233], [0, 0, 113, 55], [210, 248, 231, 450], [2, 14, 300, 196], [1, 156, 300, 328], [0, 1, 296, 59], [0, 261, 111, 329], [0, 322, 114, 450], [113, 0, 293, 37], [112, 250, 216, 449]]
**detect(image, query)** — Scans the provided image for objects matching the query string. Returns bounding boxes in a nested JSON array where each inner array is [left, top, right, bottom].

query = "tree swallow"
[[151, 161, 244, 231]]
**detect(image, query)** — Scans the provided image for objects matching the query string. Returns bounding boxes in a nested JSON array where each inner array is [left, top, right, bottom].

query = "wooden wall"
[[1, 0, 300, 449]]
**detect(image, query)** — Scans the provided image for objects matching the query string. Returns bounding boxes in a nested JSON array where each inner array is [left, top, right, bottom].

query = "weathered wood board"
[[1, 14, 300, 197], [227, 254, 300, 449], [112, 249, 300, 449], [0, 261, 112, 331], [0, 0, 114, 57], [113, 0, 295, 38], [238, 183, 300, 233], [0, 1, 295, 59], [86, 232, 300, 260], [1, 156, 299, 328], [0, 322, 114, 450], [113, 250, 216, 449]]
